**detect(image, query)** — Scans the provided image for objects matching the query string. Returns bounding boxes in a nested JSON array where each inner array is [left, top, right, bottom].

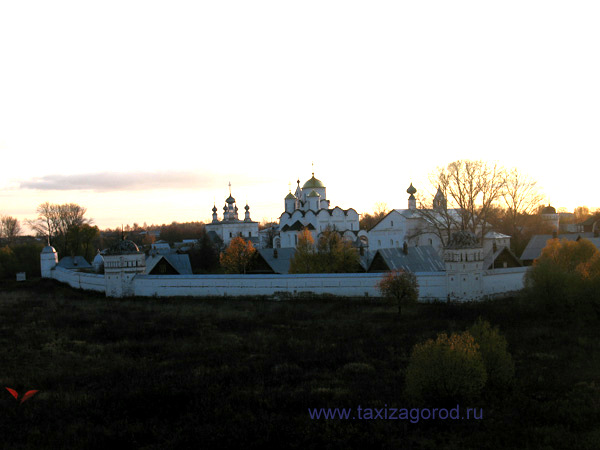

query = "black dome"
[[446, 231, 480, 249], [105, 239, 140, 255]]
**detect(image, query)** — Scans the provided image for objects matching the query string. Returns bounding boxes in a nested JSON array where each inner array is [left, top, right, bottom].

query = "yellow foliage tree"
[[289, 229, 316, 273], [526, 237, 600, 309], [289, 228, 360, 273], [219, 237, 256, 274]]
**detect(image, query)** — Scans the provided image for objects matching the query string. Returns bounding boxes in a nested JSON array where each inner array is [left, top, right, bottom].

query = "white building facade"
[[276, 173, 365, 248], [367, 185, 511, 262]]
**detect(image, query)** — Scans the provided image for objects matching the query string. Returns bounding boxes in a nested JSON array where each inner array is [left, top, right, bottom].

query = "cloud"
[[18, 171, 270, 192]]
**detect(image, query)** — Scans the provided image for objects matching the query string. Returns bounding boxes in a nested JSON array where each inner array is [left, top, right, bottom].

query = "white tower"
[[541, 205, 559, 233], [444, 231, 483, 300], [92, 250, 105, 273], [103, 238, 146, 297], [40, 244, 58, 278]]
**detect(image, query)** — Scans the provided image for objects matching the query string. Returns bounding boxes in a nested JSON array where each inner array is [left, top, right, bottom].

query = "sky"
[[1, 1, 599, 232]]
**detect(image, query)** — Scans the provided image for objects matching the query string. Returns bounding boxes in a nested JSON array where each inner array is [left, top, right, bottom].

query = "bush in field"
[[405, 331, 487, 404], [469, 318, 514, 391], [377, 270, 419, 315]]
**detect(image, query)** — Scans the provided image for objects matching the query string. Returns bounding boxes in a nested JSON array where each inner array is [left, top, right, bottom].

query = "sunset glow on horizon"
[[1, 1, 598, 231]]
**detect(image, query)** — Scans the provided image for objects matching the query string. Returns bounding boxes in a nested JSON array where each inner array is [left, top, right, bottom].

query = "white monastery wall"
[[47, 263, 528, 300], [482, 267, 528, 297], [51, 267, 105, 292], [134, 273, 385, 298]]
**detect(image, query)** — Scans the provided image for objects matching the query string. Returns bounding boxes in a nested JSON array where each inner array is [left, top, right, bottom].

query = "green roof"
[[302, 174, 325, 189], [307, 190, 320, 197], [285, 192, 295, 200]]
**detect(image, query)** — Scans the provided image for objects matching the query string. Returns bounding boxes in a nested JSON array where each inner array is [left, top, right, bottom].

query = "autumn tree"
[[289, 228, 360, 273], [359, 202, 389, 230], [525, 237, 600, 310], [289, 229, 317, 273], [219, 236, 257, 274], [377, 270, 419, 315], [316, 228, 360, 273]]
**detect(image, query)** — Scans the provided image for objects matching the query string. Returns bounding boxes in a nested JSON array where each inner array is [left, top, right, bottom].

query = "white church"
[[205, 183, 259, 247], [275, 172, 367, 249]]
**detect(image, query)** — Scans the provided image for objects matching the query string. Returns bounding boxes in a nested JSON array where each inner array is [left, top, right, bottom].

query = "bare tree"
[[502, 167, 545, 238], [574, 206, 591, 224], [26, 202, 92, 254], [434, 160, 507, 242], [0, 215, 21, 242], [26, 202, 57, 243]]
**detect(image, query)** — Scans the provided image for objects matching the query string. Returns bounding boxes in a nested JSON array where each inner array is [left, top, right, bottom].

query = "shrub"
[[468, 318, 514, 391], [405, 331, 487, 404], [377, 270, 418, 315]]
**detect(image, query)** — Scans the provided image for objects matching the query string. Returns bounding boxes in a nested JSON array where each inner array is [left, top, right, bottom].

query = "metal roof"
[[483, 246, 522, 270], [257, 248, 296, 274], [484, 231, 511, 239], [520, 233, 597, 261], [370, 246, 445, 272], [145, 254, 193, 275], [57, 256, 92, 270]]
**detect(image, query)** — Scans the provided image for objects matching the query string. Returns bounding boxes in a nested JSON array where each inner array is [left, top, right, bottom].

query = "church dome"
[[541, 205, 556, 214], [226, 195, 236, 204], [41, 245, 57, 254], [302, 174, 325, 189], [285, 192, 295, 200], [307, 190, 320, 197], [407, 183, 417, 195], [105, 238, 140, 255]]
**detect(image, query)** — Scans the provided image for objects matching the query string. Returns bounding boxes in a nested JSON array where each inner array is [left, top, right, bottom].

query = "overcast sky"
[[1, 1, 599, 230]]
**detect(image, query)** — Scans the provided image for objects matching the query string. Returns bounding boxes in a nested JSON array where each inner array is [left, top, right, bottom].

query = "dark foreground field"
[[1, 279, 599, 449]]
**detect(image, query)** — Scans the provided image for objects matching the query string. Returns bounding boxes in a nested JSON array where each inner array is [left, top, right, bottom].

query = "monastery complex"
[[40, 171, 537, 300]]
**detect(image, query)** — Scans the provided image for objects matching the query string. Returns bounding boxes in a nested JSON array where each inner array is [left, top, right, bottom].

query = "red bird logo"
[[5, 387, 39, 404]]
